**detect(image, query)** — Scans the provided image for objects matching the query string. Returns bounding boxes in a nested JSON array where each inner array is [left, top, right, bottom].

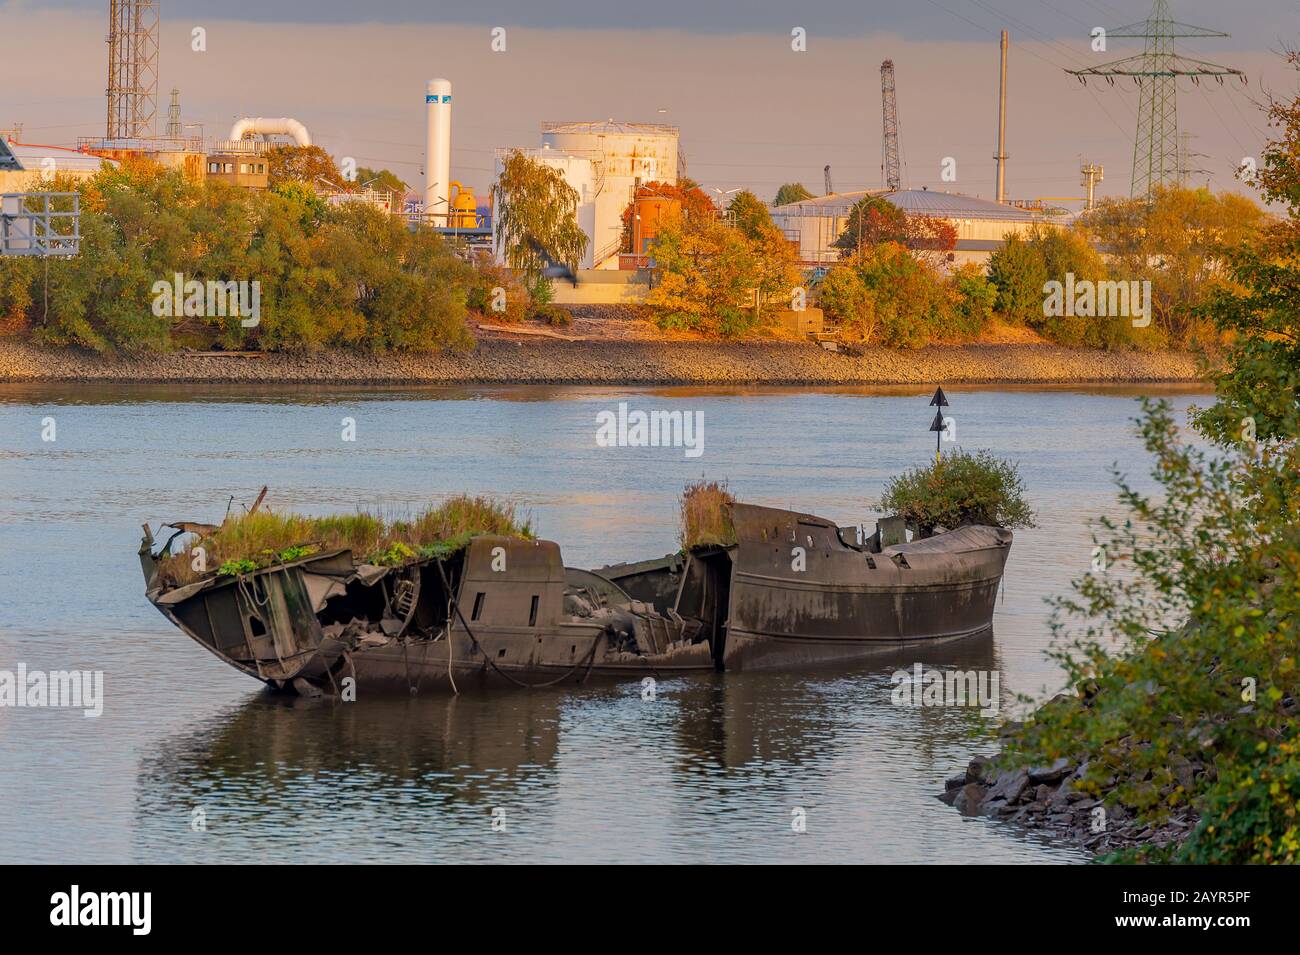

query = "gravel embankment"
[[0, 337, 1203, 385]]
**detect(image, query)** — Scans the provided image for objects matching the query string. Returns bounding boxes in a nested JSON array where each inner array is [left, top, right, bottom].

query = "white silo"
[[538, 121, 679, 268], [424, 78, 452, 224]]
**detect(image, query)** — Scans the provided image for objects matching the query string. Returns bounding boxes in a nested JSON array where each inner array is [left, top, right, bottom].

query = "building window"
[[223, 163, 233, 173]]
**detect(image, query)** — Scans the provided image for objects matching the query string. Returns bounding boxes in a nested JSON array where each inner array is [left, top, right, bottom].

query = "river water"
[[0, 382, 1207, 863]]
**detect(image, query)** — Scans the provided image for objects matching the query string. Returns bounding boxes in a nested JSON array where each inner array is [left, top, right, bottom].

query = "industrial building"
[[493, 120, 679, 271], [0, 140, 118, 192], [769, 188, 1052, 267]]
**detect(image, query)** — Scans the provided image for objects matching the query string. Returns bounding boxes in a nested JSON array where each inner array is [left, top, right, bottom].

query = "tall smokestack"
[[995, 31, 1008, 203], [425, 78, 452, 224]]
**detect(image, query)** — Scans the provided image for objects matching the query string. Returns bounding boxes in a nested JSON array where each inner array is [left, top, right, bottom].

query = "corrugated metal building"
[[770, 188, 1051, 267]]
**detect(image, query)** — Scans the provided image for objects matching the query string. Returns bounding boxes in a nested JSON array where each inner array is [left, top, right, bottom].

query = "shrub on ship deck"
[[878, 449, 1036, 536], [159, 494, 533, 585], [680, 480, 736, 549]]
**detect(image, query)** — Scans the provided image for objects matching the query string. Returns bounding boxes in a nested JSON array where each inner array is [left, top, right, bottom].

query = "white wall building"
[[0, 141, 118, 192], [495, 120, 678, 271], [770, 188, 1054, 268]]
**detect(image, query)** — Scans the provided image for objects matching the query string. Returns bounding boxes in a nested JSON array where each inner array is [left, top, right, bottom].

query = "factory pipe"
[[228, 117, 312, 148]]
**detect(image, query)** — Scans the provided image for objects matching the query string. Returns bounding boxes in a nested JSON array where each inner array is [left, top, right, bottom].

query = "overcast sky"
[[2, 1, 1295, 204]]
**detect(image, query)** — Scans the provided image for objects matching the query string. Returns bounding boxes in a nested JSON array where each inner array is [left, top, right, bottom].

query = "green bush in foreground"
[[1006, 401, 1300, 864], [879, 449, 1036, 535], [1002, 56, 1300, 864]]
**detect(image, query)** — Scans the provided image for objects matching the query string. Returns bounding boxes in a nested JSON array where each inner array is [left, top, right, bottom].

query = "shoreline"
[[0, 337, 1205, 386]]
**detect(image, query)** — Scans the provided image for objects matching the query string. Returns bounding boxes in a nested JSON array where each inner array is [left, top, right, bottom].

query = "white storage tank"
[[538, 121, 678, 269], [541, 120, 678, 192]]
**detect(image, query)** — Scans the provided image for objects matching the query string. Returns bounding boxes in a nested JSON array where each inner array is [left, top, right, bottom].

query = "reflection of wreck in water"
[[141, 693, 566, 810], [141, 502, 1011, 695]]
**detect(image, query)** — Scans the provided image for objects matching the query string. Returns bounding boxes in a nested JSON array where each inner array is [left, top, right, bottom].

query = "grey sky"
[[2, 1, 1294, 204], [8, 0, 1298, 48]]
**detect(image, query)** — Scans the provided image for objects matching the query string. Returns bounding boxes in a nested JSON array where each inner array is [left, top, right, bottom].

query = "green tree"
[[987, 234, 1048, 326], [13, 162, 473, 353], [949, 263, 996, 337], [491, 149, 588, 289], [818, 265, 878, 341], [726, 190, 774, 241], [847, 242, 953, 348], [353, 167, 409, 195], [773, 182, 814, 206]]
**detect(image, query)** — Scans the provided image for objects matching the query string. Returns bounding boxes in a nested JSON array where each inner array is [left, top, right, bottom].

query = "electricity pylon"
[[881, 60, 901, 192], [106, 0, 160, 140], [1066, 0, 1243, 199]]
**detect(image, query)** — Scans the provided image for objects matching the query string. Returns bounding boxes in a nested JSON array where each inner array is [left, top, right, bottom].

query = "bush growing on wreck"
[[879, 450, 1035, 535], [160, 494, 533, 585], [680, 480, 737, 549]]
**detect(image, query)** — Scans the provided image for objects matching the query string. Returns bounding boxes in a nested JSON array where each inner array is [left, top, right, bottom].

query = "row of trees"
[[811, 185, 1264, 351], [0, 162, 475, 352], [0, 140, 1270, 352]]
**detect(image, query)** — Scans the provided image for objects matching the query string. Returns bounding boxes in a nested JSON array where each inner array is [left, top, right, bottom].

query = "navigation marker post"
[[928, 387, 949, 461]]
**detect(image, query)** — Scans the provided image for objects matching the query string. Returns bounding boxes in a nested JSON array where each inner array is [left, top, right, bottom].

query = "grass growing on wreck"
[[160, 495, 533, 585], [680, 480, 736, 549]]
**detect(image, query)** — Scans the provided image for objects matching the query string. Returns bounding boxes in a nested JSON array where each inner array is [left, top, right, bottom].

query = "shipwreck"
[[140, 499, 1012, 695]]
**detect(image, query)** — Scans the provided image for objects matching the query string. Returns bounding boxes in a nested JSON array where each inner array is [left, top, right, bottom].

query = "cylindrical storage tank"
[[633, 194, 680, 254], [425, 78, 452, 224], [449, 182, 477, 228], [540, 121, 678, 189]]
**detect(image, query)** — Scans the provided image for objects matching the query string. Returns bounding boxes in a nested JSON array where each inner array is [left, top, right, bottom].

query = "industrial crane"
[[881, 60, 901, 192]]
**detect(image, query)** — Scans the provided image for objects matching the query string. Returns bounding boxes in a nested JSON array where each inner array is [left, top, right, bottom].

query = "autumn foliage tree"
[[1081, 186, 1264, 343], [266, 145, 343, 189], [645, 204, 801, 338], [833, 195, 956, 267]]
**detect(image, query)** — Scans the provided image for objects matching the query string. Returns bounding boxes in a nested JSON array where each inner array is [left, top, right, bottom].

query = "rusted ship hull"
[[720, 504, 1009, 669], [143, 502, 1011, 695], [597, 504, 1011, 672]]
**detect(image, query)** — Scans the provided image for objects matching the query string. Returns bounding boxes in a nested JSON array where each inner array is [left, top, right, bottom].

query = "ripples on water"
[[0, 383, 1207, 863]]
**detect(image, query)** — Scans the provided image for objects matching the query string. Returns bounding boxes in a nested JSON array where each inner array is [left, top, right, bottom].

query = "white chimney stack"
[[425, 78, 452, 224]]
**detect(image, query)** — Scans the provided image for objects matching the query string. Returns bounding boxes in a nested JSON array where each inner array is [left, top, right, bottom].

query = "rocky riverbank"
[[940, 698, 1200, 858], [0, 336, 1204, 385]]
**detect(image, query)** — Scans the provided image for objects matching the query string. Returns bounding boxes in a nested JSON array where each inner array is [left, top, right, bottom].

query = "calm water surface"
[[0, 382, 1208, 863]]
